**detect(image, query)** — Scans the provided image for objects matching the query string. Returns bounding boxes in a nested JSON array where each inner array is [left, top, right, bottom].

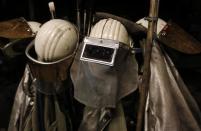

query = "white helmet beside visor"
[[90, 18, 132, 47], [136, 17, 167, 35]]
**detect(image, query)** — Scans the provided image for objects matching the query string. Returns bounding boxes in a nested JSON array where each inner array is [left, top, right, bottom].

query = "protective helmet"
[[136, 18, 167, 35], [90, 18, 131, 46], [27, 21, 41, 34], [35, 19, 78, 61]]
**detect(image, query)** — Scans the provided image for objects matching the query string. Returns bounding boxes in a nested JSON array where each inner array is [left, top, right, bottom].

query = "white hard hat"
[[136, 17, 167, 35], [90, 18, 131, 46], [35, 19, 78, 61], [27, 21, 41, 34]]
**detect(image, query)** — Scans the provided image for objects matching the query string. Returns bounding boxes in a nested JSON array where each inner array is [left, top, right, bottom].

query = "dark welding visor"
[[80, 37, 120, 66]]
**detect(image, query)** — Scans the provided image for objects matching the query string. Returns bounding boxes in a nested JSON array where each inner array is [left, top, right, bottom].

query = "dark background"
[[0, 0, 201, 129], [0, 0, 201, 38]]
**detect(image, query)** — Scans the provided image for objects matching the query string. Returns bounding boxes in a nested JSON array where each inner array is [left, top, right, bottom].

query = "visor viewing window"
[[80, 37, 119, 66]]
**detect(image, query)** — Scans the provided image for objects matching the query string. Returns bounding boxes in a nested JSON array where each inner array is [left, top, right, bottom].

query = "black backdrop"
[[0, 0, 201, 38]]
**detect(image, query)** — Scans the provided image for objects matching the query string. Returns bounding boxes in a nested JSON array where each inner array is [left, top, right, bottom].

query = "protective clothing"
[[90, 13, 201, 131], [71, 18, 138, 131], [26, 41, 76, 94], [71, 18, 138, 108], [136, 17, 201, 54], [0, 18, 36, 129], [8, 19, 79, 131], [136, 17, 201, 131], [0, 18, 35, 58], [144, 41, 201, 131], [35, 19, 78, 61], [95, 12, 201, 54]]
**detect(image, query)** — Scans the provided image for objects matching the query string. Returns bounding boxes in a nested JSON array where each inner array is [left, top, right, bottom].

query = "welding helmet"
[[79, 18, 134, 66], [25, 19, 79, 94], [70, 18, 138, 108]]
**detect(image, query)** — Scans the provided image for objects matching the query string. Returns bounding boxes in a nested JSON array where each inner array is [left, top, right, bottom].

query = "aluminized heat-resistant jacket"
[[145, 42, 201, 131]]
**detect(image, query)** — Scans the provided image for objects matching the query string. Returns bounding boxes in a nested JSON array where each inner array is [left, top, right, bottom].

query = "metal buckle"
[[80, 37, 119, 66]]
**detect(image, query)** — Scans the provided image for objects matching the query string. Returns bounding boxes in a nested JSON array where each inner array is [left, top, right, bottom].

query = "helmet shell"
[[35, 19, 78, 61], [90, 18, 131, 46], [136, 18, 167, 35], [27, 21, 41, 34]]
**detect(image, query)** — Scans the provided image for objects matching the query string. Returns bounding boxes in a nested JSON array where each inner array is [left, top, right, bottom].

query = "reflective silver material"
[[106, 103, 127, 131], [71, 42, 138, 108], [78, 107, 112, 131], [145, 42, 201, 131], [8, 65, 35, 131], [25, 41, 75, 94], [78, 103, 127, 131], [9, 39, 78, 131]]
